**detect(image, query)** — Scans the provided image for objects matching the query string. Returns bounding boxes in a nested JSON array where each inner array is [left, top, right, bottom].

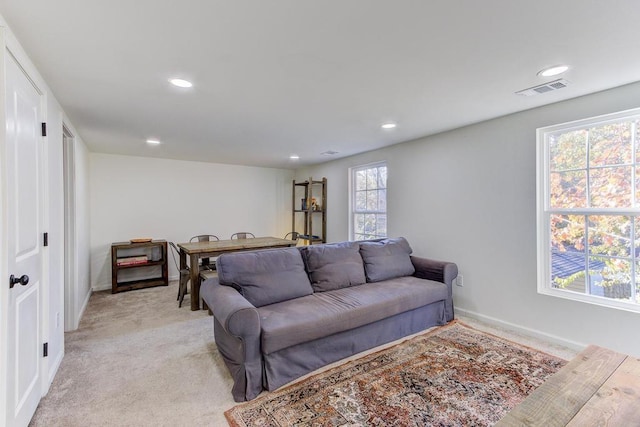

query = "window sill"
[[538, 285, 640, 314]]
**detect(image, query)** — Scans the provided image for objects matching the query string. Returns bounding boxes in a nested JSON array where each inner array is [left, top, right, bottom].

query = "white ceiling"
[[1, 1, 640, 169]]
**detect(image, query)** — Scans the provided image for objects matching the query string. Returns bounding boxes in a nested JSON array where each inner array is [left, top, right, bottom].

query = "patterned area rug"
[[225, 321, 567, 427]]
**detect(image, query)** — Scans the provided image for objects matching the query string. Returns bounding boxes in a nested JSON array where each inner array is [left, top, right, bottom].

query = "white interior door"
[[5, 52, 44, 427]]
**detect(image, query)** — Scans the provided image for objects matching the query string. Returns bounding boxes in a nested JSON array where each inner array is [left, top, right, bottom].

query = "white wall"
[[297, 81, 640, 357], [89, 154, 293, 289], [71, 135, 91, 326]]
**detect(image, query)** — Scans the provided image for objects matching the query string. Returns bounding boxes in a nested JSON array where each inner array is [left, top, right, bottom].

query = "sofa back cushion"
[[217, 248, 313, 307], [359, 237, 415, 282], [300, 241, 366, 292]]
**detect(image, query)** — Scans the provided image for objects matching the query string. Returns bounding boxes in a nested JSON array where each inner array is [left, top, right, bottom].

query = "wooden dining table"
[[177, 236, 297, 310]]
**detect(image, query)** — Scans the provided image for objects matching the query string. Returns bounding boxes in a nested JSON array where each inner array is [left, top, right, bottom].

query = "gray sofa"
[[200, 237, 458, 402]]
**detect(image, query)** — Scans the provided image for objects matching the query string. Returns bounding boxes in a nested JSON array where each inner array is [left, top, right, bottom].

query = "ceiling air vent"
[[516, 79, 570, 97], [321, 150, 339, 156]]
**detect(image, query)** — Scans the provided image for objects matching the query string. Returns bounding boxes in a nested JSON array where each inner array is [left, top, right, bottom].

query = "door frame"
[[0, 28, 9, 425], [63, 125, 77, 331]]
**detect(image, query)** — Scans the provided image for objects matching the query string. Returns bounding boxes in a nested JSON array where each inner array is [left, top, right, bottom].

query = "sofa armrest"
[[410, 256, 458, 321], [200, 278, 263, 401], [410, 256, 458, 286], [208, 281, 260, 337]]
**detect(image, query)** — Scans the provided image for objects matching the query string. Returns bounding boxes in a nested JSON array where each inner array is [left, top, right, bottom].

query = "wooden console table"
[[497, 345, 640, 426], [111, 240, 168, 293]]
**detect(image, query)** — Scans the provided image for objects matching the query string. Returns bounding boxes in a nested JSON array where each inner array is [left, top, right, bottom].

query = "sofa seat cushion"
[[300, 241, 366, 292], [217, 248, 313, 307], [258, 276, 447, 354], [359, 237, 415, 282]]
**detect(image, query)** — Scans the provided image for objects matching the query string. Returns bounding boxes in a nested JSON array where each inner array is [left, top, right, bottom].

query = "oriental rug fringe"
[[225, 321, 566, 427]]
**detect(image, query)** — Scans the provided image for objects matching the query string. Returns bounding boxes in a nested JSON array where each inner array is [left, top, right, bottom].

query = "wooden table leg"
[[190, 254, 200, 310]]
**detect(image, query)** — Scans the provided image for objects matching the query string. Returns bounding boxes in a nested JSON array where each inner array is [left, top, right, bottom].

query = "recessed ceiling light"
[[289, 154, 300, 160], [381, 123, 397, 129], [537, 65, 569, 77], [146, 139, 161, 145], [169, 78, 193, 88]]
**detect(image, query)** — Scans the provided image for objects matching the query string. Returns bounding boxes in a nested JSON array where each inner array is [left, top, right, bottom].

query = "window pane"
[[589, 166, 631, 208], [551, 249, 587, 292], [364, 214, 376, 235], [356, 170, 366, 190], [378, 166, 387, 188], [549, 130, 587, 171], [589, 122, 632, 167], [551, 214, 585, 252], [378, 189, 387, 211], [354, 214, 365, 234], [589, 257, 632, 301], [551, 214, 587, 290], [366, 190, 378, 211], [355, 191, 366, 211], [377, 214, 387, 236], [550, 171, 587, 208], [588, 215, 631, 257], [366, 168, 378, 190]]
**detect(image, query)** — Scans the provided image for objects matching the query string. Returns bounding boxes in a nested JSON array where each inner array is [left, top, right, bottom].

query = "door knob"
[[9, 274, 29, 289]]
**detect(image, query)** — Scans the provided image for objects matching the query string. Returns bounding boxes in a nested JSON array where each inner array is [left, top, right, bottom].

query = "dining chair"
[[284, 231, 299, 241], [190, 234, 219, 270], [230, 232, 255, 239], [169, 242, 191, 307]]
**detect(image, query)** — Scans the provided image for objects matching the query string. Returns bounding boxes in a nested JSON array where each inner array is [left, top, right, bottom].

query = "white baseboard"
[[455, 307, 586, 352], [46, 347, 64, 392], [92, 283, 110, 292]]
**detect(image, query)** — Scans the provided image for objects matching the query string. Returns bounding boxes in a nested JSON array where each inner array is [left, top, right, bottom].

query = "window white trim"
[[349, 161, 387, 241], [537, 107, 640, 313]]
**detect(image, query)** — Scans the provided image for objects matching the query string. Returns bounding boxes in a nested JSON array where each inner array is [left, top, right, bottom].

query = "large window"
[[351, 162, 387, 241], [537, 108, 640, 312]]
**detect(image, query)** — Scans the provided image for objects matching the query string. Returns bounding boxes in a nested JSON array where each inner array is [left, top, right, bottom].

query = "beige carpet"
[[30, 282, 578, 427], [29, 282, 236, 426]]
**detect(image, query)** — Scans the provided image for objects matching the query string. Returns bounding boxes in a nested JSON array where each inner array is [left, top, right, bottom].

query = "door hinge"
[[43, 232, 48, 247], [43, 342, 48, 358], [41, 122, 47, 137]]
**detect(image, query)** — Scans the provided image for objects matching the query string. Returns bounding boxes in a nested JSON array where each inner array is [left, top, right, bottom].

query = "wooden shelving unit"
[[292, 177, 327, 244], [111, 240, 168, 293]]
